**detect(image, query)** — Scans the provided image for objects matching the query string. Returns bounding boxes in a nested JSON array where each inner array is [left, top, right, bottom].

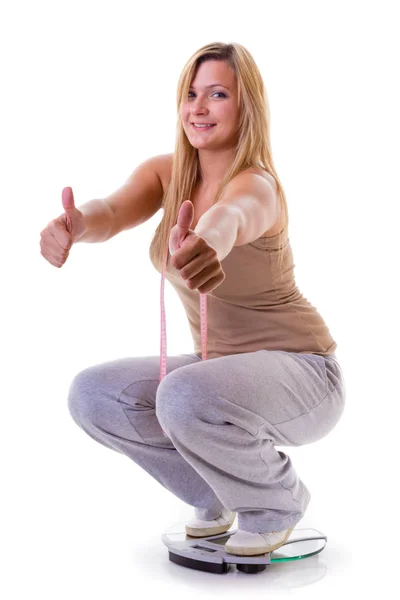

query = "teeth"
[[193, 123, 214, 127]]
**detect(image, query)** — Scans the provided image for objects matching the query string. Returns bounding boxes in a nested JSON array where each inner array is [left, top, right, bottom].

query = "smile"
[[191, 123, 216, 131]]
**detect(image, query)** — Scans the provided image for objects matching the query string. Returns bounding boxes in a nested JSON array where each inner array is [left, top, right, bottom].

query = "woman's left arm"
[[195, 172, 278, 256]]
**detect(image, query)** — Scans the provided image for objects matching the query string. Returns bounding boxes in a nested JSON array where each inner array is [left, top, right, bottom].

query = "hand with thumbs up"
[[39, 187, 86, 268], [169, 200, 225, 294]]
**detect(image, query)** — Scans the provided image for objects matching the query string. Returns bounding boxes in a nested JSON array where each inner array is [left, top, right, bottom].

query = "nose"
[[191, 97, 208, 115]]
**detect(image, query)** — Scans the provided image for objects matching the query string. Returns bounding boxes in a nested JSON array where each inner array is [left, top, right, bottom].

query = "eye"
[[188, 91, 226, 98]]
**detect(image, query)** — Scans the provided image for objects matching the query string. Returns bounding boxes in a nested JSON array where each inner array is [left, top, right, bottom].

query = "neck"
[[197, 147, 236, 187]]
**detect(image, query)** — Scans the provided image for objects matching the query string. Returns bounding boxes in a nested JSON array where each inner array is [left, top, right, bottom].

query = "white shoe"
[[225, 526, 295, 556], [185, 508, 236, 537]]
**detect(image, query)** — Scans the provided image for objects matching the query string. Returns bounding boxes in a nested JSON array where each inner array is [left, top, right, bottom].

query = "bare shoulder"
[[231, 167, 283, 237], [238, 166, 278, 193], [154, 153, 173, 195]]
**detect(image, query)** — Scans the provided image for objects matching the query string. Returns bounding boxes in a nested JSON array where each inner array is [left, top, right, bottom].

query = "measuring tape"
[[160, 240, 208, 437]]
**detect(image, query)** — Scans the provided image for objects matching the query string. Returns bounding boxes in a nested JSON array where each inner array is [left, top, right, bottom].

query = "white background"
[[1, 0, 398, 597]]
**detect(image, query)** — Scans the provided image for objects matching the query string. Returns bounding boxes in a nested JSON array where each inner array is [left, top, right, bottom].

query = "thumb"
[[62, 187, 76, 212], [169, 201, 194, 256], [176, 200, 194, 242]]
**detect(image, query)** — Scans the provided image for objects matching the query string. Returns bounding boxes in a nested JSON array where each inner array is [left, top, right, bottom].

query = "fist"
[[169, 200, 225, 294], [39, 187, 86, 268]]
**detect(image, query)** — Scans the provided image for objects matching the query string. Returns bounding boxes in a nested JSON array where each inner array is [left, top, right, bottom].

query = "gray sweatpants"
[[67, 349, 345, 533]]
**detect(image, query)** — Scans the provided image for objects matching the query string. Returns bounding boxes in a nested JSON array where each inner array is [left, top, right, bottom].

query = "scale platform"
[[161, 525, 327, 574]]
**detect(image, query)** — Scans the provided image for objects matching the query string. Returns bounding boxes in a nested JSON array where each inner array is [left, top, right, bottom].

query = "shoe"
[[225, 526, 295, 556], [185, 508, 237, 537]]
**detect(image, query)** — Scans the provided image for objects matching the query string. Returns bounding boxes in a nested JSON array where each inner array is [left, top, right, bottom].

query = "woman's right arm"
[[40, 154, 169, 267], [76, 153, 168, 243]]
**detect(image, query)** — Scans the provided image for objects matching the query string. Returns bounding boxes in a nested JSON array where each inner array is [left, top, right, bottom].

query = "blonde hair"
[[149, 41, 289, 274]]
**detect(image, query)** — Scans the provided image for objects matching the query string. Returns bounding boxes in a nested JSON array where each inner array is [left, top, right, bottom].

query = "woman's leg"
[[67, 353, 225, 520], [156, 350, 346, 533]]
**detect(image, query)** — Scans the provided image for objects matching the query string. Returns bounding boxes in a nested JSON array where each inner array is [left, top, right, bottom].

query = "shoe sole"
[[225, 526, 295, 556], [185, 511, 237, 537]]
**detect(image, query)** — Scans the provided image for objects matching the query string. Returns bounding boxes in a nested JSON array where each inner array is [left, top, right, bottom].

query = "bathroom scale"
[[161, 524, 327, 574]]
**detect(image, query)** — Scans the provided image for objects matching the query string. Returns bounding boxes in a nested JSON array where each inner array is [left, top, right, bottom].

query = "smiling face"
[[181, 59, 241, 151]]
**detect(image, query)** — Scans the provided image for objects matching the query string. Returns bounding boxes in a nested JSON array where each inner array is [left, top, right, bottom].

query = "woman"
[[40, 42, 346, 556]]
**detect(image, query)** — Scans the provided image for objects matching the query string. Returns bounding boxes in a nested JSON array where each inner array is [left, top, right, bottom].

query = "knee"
[[155, 369, 206, 429], [155, 372, 179, 426], [67, 366, 100, 426]]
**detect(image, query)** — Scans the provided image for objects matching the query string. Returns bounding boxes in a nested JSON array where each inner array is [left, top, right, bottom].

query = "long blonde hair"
[[149, 41, 289, 273]]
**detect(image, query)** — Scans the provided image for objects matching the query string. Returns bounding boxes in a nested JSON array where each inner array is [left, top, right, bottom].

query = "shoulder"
[[153, 153, 173, 195], [233, 166, 278, 194], [222, 167, 278, 205], [220, 167, 282, 236]]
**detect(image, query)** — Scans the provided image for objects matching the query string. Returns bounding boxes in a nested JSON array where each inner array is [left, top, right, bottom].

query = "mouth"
[[191, 123, 216, 131]]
